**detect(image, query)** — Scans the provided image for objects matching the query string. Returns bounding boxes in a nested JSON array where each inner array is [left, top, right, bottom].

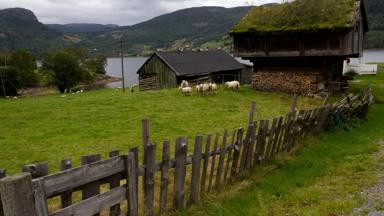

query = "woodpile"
[[139, 76, 158, 91], [252, 70, 325, 94]]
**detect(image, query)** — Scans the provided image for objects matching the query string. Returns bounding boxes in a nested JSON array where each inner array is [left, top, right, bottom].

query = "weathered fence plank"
[[144, 144, 156, 216], [215, 130, 228, 188], [108, 151, 121, 216], [51, 185, 126, 216], [200, 135, 211, 195], [231, 128, 243, 179], [126, 152, 138, 216], [239, 125, 251, 175], [32, 179, 49, 216], [272, 117, 284, 156], [159, 141, 170, 214], [291, 94, 298, 112], [60, 158, 73, 208], [81, 154, 101, 216], [245, 123, 257, 171], [173, 138, 187, 209], [0, 169, 6, 216], [0, 173, 37, 216], [43, 155, 125, 198], [266, 118, 278, 160], [129, 147, 139, 202], [189, 135, 203, 205], [223, 130, 236, 182], [208, 133, 219, 191], [254, 120, 268, 164]]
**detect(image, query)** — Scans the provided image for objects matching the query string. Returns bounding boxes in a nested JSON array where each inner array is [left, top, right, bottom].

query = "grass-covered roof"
[[232, 0, 359, 33]]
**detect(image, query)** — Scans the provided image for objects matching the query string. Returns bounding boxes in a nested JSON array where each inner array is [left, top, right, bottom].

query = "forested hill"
[[80, 6, 253, 56], [46, 23, 119, 33], [364, 0, 384, 49], [0, 8, 66, 53]]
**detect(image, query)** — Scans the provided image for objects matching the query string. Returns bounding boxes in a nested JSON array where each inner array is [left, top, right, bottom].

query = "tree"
[[42, 48, 89, 93], [85, 53, 107, 75], [8, 49, 38, 87]]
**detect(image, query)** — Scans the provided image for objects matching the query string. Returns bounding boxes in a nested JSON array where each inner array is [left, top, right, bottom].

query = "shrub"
[[344, 69, 359, 76]]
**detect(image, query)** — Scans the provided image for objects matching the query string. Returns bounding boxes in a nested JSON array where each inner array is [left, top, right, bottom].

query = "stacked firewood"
[[252, 71, 324, 94], [139, 76, 158, 91]]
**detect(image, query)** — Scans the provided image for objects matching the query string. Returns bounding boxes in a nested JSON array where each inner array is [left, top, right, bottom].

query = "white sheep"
[[179, 86, 192, 96], [209, 83, 218, 94], [180, 80, 189, 88], [225, 81, 240, 90]]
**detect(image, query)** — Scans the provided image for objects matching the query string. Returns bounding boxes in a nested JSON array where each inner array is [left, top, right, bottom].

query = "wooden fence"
[[0, 87, 374, 216]]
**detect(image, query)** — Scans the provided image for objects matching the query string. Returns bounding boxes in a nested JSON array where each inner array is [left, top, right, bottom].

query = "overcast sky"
[[0, 0, 279, 26]]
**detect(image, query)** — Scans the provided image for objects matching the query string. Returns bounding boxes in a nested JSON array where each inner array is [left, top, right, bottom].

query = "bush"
[[344, 69, 359, 76]]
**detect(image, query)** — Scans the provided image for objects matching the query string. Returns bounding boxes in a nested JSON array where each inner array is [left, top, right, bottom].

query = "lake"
[[105, 50, 384, 87]]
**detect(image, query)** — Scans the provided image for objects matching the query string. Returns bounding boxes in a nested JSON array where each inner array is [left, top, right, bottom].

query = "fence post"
[[248, 101, 257, 125], [173, 137, 187, 209], [81, 154, 101, 216], [126, 152, 138, 216], [144, 143, 156, 216], [291, 94, 298, 113], [189, 135, 203, 205], [21, 162, 48, 179], [0, 173, 37, 216], [159, 141, 170, 214], [0, 169, 5, 216], [60, 158, 72, 208], [108, 151, 121, 216]]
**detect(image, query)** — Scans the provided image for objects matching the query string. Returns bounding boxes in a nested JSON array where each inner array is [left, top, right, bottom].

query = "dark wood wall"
[[233, 6, 365, 59], [138, 54, 177, 90]]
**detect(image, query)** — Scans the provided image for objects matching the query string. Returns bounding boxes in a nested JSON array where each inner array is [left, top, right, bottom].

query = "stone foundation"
[[251, 70, 325, 94]]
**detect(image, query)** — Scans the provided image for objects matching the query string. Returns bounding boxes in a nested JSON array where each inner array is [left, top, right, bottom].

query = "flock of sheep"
[[178, 80, 240, 96]]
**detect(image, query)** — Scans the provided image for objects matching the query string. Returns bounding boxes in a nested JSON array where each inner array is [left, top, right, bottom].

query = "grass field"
[[350, 63, 384, 102], [179, 104, 384, 216], [177, 65, 384, 215], [0, 85, 323, 174]]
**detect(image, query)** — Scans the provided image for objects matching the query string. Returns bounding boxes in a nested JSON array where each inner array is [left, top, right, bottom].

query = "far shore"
[[16, 75, 122, 97]]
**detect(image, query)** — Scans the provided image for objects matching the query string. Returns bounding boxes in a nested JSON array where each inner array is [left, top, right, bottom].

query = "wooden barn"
[[137, 50, 245, 91], [231, 0, 369, 94]]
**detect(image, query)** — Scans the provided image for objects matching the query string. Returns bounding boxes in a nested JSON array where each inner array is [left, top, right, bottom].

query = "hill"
[[46, 23, 119, 33], [364, 0, 384, 49], [79, 6, 252, 56], [0, 8, 67, 53]]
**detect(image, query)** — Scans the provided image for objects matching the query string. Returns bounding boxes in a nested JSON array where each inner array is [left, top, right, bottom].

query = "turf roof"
[[232, 0, 359, 33]]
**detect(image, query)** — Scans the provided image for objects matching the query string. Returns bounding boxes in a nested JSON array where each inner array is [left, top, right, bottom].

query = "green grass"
[[0, 85, 322, 174], [180, 104, 384, 216], [350, 62, 384, 102], [178, 64, 384, 216], [232, 0, 356, 33]]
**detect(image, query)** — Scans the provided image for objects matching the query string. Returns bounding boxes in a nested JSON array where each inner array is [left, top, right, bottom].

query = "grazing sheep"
[[225, 81, 240, 90], [179, 86, 192, 96], [195, 84, 203, 95], [180, 80, 189, 88], [209, 83, 218, 94]]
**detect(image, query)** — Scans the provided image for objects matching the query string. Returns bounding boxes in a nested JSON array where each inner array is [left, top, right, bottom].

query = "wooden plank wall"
[[0, 87, 374, 216]]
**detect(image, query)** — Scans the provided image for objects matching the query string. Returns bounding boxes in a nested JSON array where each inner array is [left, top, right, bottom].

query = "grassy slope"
[[180, 66, 384, 216], [180, 105, 384, 216], [350, 63, 384, 102], [0, 85, 322, 174]]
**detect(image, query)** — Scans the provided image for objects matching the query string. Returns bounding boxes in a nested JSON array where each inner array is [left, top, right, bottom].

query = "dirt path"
[[352, 140, 384, 216]]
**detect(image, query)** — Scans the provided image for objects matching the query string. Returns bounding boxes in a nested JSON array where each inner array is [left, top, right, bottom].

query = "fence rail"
[[0, 87, 374, 216]]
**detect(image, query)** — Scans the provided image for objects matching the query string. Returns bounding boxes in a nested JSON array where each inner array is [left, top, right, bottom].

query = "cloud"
[[0, 0, 279, 25]]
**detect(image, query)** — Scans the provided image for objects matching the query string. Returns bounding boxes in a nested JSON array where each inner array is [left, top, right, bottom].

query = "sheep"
[[225, 81, 240, 90], [195, 84, 203, 95], [209, 83, 218, 94], [179, 86, 192, 96], [180, 80, 189, 88]]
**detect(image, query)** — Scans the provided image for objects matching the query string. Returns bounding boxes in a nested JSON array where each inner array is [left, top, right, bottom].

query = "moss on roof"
[[232, 0, 358, 33]]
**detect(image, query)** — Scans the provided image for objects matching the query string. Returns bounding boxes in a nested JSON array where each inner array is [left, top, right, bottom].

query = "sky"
[[0, 0, 280, 26]]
